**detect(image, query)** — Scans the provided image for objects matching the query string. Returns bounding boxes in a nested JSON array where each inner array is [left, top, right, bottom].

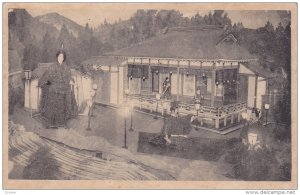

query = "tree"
[[22, 44, 40, 70], [273, 22, 291, 127], [40, 31, 57, 62]]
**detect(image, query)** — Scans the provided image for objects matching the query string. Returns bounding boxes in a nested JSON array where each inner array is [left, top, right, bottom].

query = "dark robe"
[[38, 62, 77, 127]]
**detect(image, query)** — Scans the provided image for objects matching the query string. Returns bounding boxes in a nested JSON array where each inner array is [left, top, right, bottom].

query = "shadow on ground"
[[138, 132, 241, 161]]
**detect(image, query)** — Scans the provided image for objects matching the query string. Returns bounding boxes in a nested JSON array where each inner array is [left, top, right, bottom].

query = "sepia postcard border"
[[2, 2, 298, 190]]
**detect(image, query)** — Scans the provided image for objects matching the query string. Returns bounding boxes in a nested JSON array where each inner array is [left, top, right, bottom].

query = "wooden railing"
[[126, 94, 247, 130]]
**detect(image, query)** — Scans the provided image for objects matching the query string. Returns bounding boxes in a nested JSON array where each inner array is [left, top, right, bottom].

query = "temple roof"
[[82, 56, 125, 67], [242, 61, 278, 78], [106, 26, 256, 61]]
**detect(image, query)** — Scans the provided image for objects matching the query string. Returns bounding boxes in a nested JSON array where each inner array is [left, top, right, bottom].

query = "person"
[[162, 77, 171, 100], [38, 50, 78, 128]]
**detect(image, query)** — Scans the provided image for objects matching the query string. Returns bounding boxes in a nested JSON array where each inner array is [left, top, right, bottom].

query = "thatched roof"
[[82, 56, 125, 67], [242, 61, 278, 78], [107, 26, 256, 61]]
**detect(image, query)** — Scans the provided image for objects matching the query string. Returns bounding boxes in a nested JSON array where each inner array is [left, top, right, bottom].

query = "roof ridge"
[[167, 25, 225, 33]]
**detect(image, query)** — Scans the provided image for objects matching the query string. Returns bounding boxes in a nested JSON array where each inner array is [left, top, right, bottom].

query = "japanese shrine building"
[[83, 26, 275, 133]]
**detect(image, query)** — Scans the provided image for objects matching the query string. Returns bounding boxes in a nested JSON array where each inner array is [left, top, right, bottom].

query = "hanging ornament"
[[169, 71, 173, 76], [130, 75, 133, 80], [216, 81, 219, 86], [155, 70, 159, 75], [142, 76, 146, 81], [202, 72, 206, 80], [186, 70, 189, 77]]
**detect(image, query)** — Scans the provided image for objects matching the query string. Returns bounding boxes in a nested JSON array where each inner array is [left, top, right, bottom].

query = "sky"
[[27, 4, 291, 29]]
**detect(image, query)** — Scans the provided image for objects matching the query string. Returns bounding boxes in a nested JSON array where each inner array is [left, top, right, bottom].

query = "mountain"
[[9, 9, 59, 41], [36, 12, 84, 38]]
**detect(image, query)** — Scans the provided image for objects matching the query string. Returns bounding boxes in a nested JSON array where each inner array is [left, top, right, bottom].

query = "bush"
[[223, 142, 279, 180]]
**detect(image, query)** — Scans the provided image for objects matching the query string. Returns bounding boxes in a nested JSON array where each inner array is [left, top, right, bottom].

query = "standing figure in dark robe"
[[38, 51, 78, 128], [162, 77, 171, 100]]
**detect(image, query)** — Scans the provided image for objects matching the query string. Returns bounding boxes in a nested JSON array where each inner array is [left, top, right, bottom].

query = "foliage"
[[224, 142, 278, 180]]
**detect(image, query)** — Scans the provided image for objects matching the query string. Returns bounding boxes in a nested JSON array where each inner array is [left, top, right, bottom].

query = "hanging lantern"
[[142, 76, 146, 81], [202, 72, 206, 80], [186, 70, 189, 77], [216, 81, 219, 86], [155, 70, 159, 75], [130, 75, 133, 80], [169, 71, 173, 76]]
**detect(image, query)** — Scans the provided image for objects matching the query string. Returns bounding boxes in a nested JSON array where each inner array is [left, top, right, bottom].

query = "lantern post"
[[123, 105, 130, 149], [154, 93, 160, 119], [24, 70, 32, 118], [264, 103, 270, 126], [90, 83, 98, 117]]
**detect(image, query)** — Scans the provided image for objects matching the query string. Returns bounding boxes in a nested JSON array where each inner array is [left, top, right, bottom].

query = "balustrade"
[[126, 94, 247, 130]]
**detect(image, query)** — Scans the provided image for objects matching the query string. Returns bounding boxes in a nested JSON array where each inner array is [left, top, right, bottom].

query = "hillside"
[[36, 12, 84, 38], [9, 9, 59, 41]]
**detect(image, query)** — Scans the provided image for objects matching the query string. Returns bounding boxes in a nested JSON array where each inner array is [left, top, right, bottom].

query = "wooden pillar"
[[254, 74, 258, 108], [222, 63, 225, 105], [148, 65, 151, 92], [117, 66, 119, 104], [139, 76, 142, 95], [215, 118, 220, 129], [211, 69, 216, 107], [37, 86, 40, 111], [237, 63, 240, 102], [177, 64, 180, 101], [181, 71, 184, 96]]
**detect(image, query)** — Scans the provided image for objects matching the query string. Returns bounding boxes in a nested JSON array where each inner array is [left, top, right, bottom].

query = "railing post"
[[215, 117, 220, 129], [140, 97, 142, 110], [200, 118, 203, 126], [238, 112, 241, 123], [231, 114, 234, 124], [224, 116, 227, 126]]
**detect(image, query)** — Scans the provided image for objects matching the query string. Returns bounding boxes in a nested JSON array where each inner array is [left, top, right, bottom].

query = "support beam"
[[117, 66, 119, 104], [211, 69, 216, 107], [254, 74, 258, 108], [181, 72, 184, 96], [148, 65, 151, 92], [177, 64, 180, 101]]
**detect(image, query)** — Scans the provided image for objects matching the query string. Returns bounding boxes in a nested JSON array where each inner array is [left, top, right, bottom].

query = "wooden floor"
[[9, 130, 174, 180]]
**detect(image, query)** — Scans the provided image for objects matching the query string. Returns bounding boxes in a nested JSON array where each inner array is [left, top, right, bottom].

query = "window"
[[129, 78, 140, 94], [152, 72, 159, 93], [183, 74, 195, 96], [215, 84, 223, 97]]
